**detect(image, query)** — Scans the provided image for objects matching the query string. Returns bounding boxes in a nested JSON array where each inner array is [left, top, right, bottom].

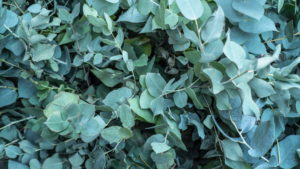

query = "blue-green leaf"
[[175, 0, 203, 20]]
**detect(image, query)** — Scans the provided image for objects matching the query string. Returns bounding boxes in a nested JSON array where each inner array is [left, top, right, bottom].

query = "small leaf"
[[81, 118, 101, 136], [30, 159, 41, 169], [239, 16, 277, 34], [232, 0, 264, 20], [201, 6, 225, 43], [119, 127, 133, 139], [173, 91, 188, 108], [104, 12, 113, 31], [221, 139, 244, 162], [101, 126, 122, 143], [129, 98, 157, 123], [44, 111, 69, 132], [137, 0, 153, 15], [93, 53, 103, 64], [185, 88, 203, 109], [42, 157, 63, 169], [248, 119, 275, 157], [146, 73, 166, 97], [155, 0, 166, 29], [202, 68, 224, 94], [69, 153, 84, 167], [144, 134, 165, 150], [285, 20, 294, 43], [140, 89, 155, 109], [117, 104, 135, 128], [5, 145, 21, 158], [151, 152, 174, 164], [175, 0, 203, 20], [151, 142, 171, 154], [223, 32, 246, 70]]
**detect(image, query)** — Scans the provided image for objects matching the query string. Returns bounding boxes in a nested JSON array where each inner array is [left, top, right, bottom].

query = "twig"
[[229, 114, 269, 163], [105, 139, 123, 154], [13, 1, 24, 14], [140, 154, 152, 169], [276, 138, 280, 163], [170, 163, 176, 169], [263, 32, 300, 43], [203, 94, 223, 152], [3, 24, 20, 38], [221, 70, 253, 85], [105, 113, 116, 127], [194, 20, 205, 53], [0, 59, 24, 71], [2, 2, 16, 7], [0, 116, 35, 131], [82, 65, 90, 87], [5, 139, 19, 147], [0, 86, 18, 90]]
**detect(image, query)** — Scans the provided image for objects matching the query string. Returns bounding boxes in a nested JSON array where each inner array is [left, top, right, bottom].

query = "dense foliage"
[[1, 0, 300, 168]]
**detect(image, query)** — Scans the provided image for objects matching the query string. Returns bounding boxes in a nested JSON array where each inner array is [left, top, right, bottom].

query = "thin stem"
[[30, 79, 76, 92], [13, 1, 24, 14], [161, 82, 211, 97], [203, 94, 223, 152], [0, 116, 35, 131], [5, 139, 19, 147], [3, 24, 20, 38], [221, 70, 253, 85], [140, 154, 152, 169], [65, 138, 75, 143], [189, 77, 201, 88], [43, 0, 54, 7], [105, 113, 116, 127], [164, 128, 169, 143], [263, 32, 300, 43], [0, 86, 18, 90], [105, 139, 123, 154], [2, 2, 16, 7], [194, 19, 204, 52], [82, 65, 90, 87], [70, 25, 81, 50], [276, 138, 280, 162], [0, 59, 25, 71]]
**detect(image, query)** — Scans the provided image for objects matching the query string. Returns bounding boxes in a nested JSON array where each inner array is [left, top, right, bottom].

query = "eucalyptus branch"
[[2, 2, 16, 7], [221, 70, 253, 85], [96, 14, 137, 98], [161, 82, 211, 97], [229, 115, 269, 163], [0, 116, 35, 131], [263, 32, 300, 44], [29, 78, 76, 92], [105, 139, 123, 154], [0, 59, 25, 71], [13, 1, 24, 14], [5, 139, 19, 147]]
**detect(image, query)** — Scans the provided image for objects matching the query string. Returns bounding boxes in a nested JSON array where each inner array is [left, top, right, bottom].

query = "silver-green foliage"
[[0, 0, 300, 168]]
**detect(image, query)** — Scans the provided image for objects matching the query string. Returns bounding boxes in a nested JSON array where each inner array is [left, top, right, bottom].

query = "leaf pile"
[[1, 0, 300, 168]]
